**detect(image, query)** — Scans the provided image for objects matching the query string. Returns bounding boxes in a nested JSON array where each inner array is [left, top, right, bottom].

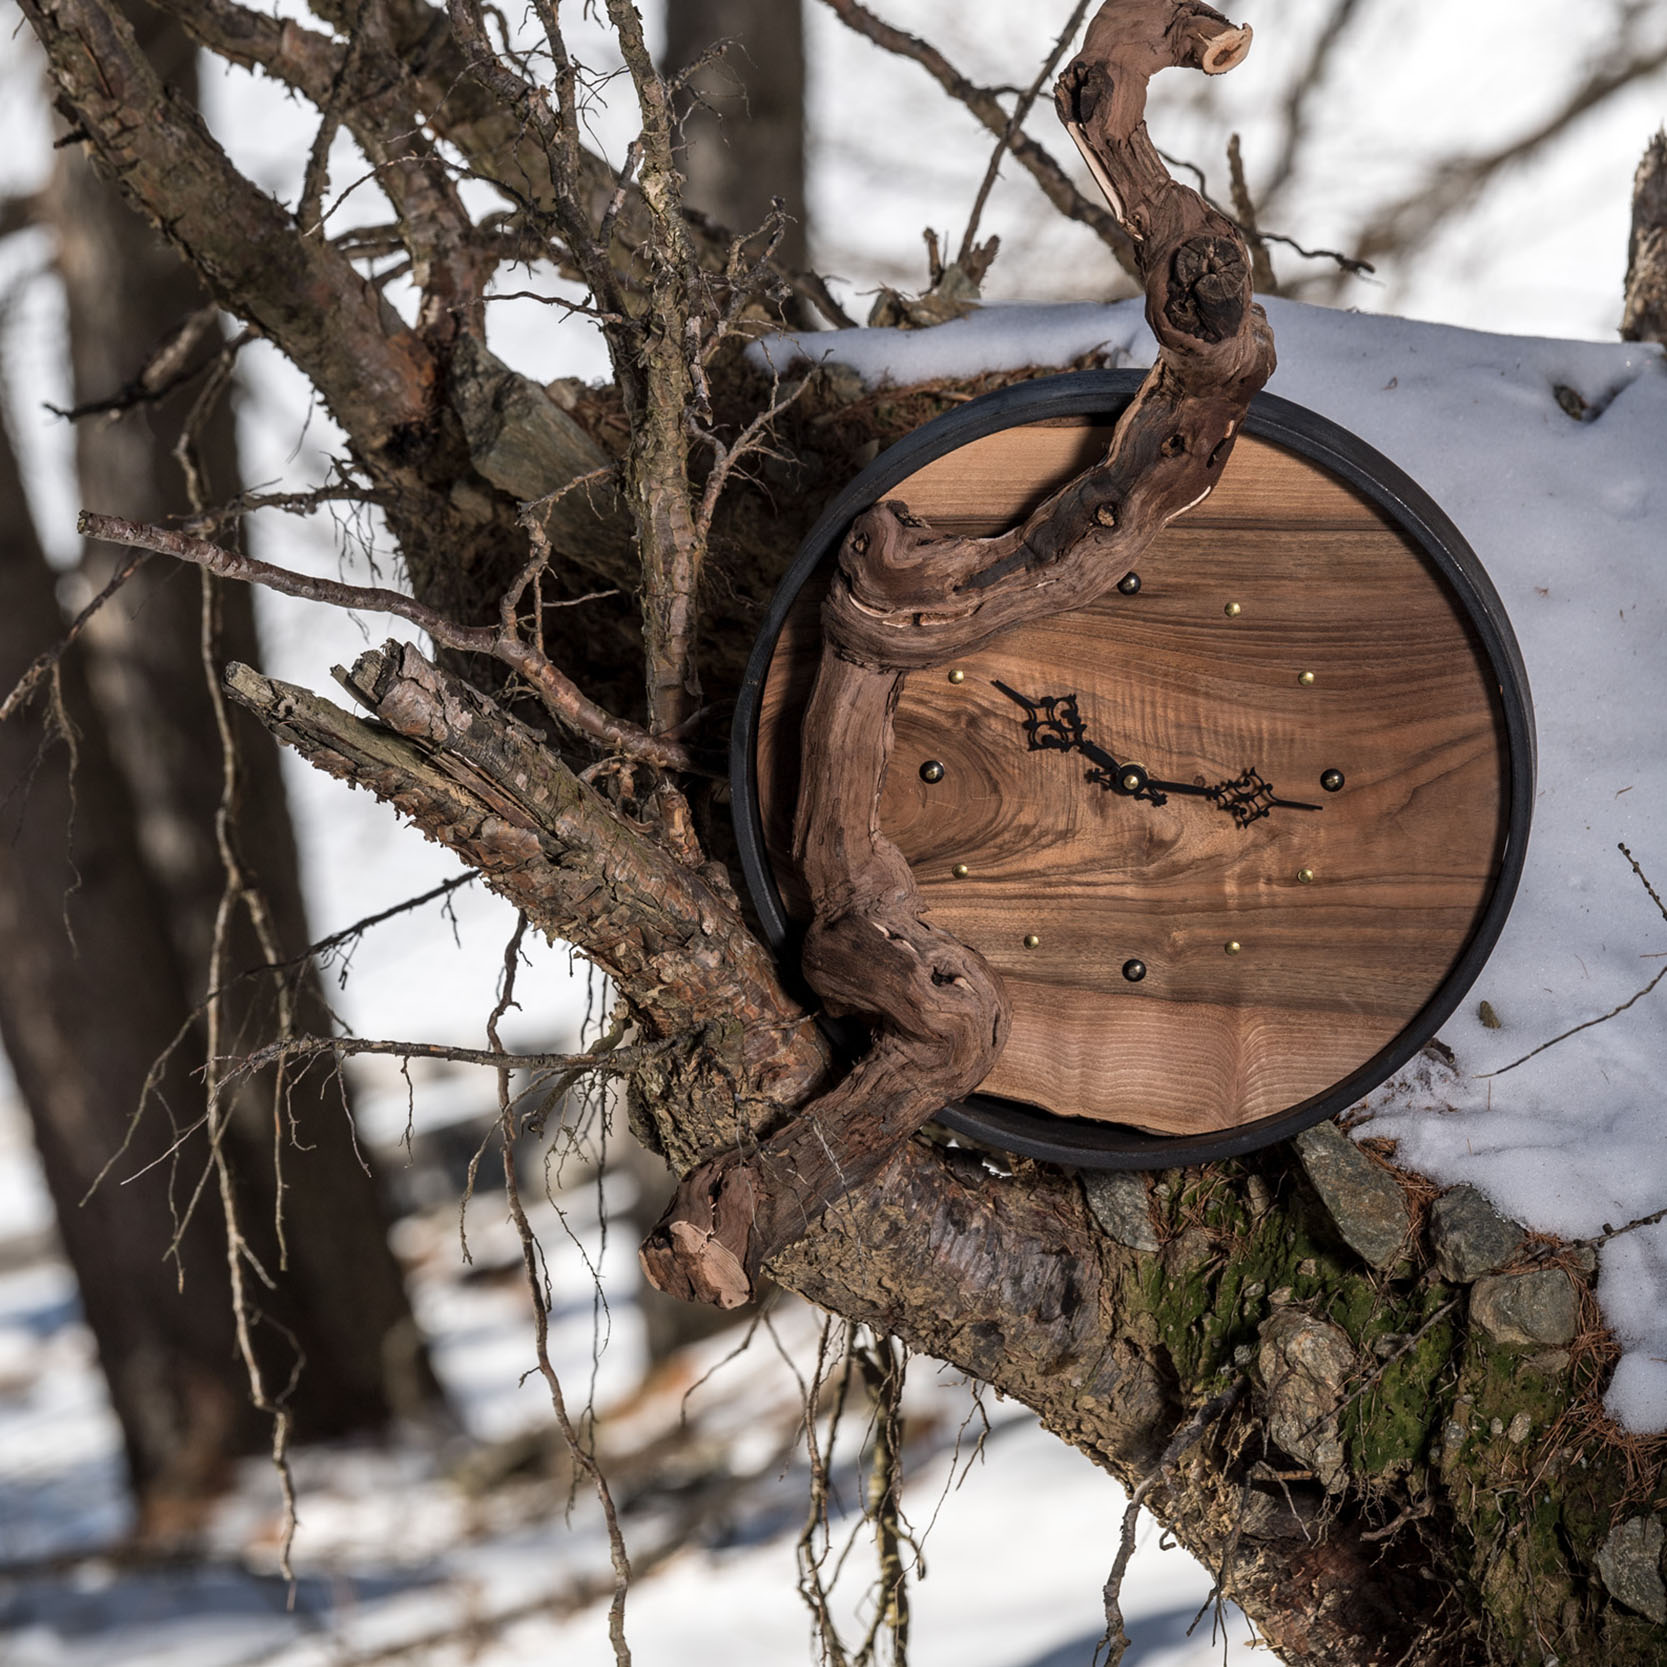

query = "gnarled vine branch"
[[639, 0, 1276, 1309]]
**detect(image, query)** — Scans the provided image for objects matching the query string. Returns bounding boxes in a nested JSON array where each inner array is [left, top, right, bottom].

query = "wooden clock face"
[[740, 377, 1533, 1164]]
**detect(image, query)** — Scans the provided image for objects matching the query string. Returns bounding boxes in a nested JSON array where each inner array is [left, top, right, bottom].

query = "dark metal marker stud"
[[1122, 958, 1147, 983], [1320, 769, 1345, 793], [1117, 572, 1142, 595], [920, 760, 946, 784]]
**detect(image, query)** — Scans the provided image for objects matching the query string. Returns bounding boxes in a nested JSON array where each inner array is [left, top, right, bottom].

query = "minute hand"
[[1146, 767, 1323, 826]]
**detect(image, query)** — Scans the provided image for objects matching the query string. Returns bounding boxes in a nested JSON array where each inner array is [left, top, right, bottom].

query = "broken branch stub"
[[639, 0, 1276, 1308]]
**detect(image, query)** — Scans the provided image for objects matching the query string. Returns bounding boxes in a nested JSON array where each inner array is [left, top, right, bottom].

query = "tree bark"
[[1622, 129, 1667, 343], [16, 0, 1667, 1658], [224, 639, 1666, 1667]]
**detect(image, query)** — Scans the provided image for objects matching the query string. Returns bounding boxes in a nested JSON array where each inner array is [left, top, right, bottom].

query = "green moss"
[[1111, 1168, 1665, 1664]]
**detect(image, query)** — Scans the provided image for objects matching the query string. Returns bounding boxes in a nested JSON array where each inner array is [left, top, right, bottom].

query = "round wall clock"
[[733, 370, 1535, 1168]]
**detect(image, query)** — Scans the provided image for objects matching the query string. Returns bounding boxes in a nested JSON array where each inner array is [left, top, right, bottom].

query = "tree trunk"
[[0, 402, 262, 1527], [17, 0, 1667, 1657], [22, 3, 440, 1497], [663, 0, 809, 276], [223, 638, 1667, 1667]]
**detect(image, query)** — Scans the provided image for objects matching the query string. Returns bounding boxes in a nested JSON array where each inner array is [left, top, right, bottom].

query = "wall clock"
[[733, 369, 1535, 1168]]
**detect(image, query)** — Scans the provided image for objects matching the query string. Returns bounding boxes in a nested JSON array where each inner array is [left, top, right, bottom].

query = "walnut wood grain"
[[757, 426, 1507, 1134]]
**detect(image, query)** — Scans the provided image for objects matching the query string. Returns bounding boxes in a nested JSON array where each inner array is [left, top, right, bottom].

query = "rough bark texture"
[[638, 0, 1275, 1308], [1622, 129, 1667, 343], [227, 635, 1667, 1667]]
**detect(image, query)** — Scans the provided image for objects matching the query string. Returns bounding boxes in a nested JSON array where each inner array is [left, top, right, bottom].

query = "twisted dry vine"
[[639, 0, 1277, 1309]]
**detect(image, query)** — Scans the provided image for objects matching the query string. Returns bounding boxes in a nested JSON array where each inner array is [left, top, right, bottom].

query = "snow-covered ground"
[[0, 1083, 1259, 1666], [755, 295, 1667, 1434]]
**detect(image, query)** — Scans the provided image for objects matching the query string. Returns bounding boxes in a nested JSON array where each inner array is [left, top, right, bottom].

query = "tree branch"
[[223, 651, 827, 1172], [814, 0, 1140, 279], [641, 0, 1275, 1309], [80, 513, 692, 771], [21, 0, 435, 464]]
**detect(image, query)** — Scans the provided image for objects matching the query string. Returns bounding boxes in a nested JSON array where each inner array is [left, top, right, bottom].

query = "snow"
[[0, 1102, 1259, 1665], [755, 296, 1667, 1433]]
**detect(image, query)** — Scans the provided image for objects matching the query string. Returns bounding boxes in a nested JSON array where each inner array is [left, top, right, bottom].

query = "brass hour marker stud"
[[1297, 868, 1315, 885], [952, 862, 970, 878], [1224, 601, 1242, 617], [1122, 958, 1147, 983], [1225, 940, 1242, 955], [1298, 670, 1316, 686], [1117, 572, 1142, 595], [920, 760, 946, 784], [947, 668, 966, 684], [1023, 933, 1041, 949], [1320, 769, 1345, 792]]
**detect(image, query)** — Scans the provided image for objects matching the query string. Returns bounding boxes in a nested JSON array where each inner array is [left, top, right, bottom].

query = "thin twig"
[[1290, 1299, 1461, 1450], [490, 913, 634, 1666], [1097, 1379, 1248, 1667], [1576, 1202, 1667, 1248], [813, 0, 1138, 278], [198, 565, 301, 1582], [1482, 844, 1667, 1077], [77, 513, 695, 772], [43, 305, 236, 423], [957, 0, 1092, 266], [0, 550, 149, 723], [225, 1032, 664, 1081]]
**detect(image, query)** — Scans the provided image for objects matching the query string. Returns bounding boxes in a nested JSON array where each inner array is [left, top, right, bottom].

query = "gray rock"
[[1595, 1515, 1667, 1625], [1083, 1171, 1161, 1252], [1258, 1308, 1357, 1491], [1471, 1269, 1578, 1349], [1428, 1184, 1527, 1282], [1293, 1121, 1412, 1270]]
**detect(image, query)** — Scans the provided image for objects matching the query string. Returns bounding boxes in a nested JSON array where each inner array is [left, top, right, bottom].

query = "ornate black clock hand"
[[993, 682, 1324, 828], [992, 681, 1168, 803]]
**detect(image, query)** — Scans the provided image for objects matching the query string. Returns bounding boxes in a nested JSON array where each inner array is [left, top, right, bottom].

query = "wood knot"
[[1094, 503, 1118, 528], [1164, 235, 1248, 345], [1055, 59, 1109, 126]]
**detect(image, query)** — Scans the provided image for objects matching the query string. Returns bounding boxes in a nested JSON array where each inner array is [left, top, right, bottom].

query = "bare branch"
[[78, 513, 695, 771], [1260, 0, 1365, 211], [814, 0, 1139, 279], [1481, 841, 1667, 1076], [221, 652, 827, 1176], [957, 0, 1094, 266], [0, 550, 148, 723], [1342, 28, 1667, 286], [22, 0, 437, 463], [229, 1032, 662, 1079]]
